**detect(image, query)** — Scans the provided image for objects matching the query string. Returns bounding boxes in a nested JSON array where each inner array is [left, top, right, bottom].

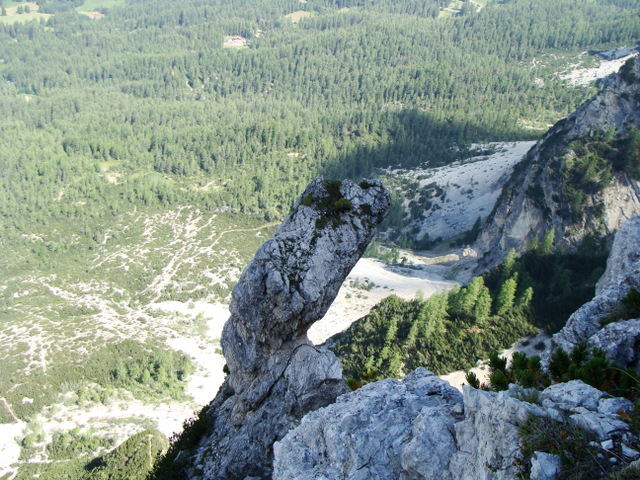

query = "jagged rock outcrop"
[[549, 216, 640, 364], [475, 56, 640, 272], [596, 215, 640, 294], [273, 369, 464, 480], [274, 372, 639, 480], [447, 384, 546, 480], [174, 178, 390, 480]]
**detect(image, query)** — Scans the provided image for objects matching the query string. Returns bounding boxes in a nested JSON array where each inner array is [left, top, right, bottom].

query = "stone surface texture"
[[274, 371, 639, 480], [549, 216, 640, 364], [178, 178, 390, 480], [530, 452, 562, 480], [273, 368, 463, 480]]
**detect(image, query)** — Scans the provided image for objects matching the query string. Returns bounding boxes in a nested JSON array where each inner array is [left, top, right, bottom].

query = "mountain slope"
[[476, 56, 640, 271]]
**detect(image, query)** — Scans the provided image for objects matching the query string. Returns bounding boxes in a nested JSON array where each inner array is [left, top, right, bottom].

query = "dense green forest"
[[1, 0, 639, 254], [15, 428, 168, 480], [333, 237, 607, 384]]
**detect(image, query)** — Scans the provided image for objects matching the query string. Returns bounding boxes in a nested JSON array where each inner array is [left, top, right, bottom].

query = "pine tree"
[[474, 286, 492, 324], [540, 230, 555, 255], [502, 249, 518, 279], [516, 286, 534, 309], [496, 276, 518, 315]]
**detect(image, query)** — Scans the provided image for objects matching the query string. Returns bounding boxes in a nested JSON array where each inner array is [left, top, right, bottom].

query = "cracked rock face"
[[273, 368, 464, 480], [182, 178, 390, 480], [274, 373, 639, 480], [548, 216, 640, 363]]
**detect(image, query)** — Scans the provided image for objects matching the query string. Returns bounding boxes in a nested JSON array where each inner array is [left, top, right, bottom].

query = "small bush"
[[606, 465, 640, 479], [46, 428, 112, 460], [627, 401, 640, 433], [332, 197, 352, 212], [519, 415, 606, 480], [490, 344, 640, 400], [465, 371, 482, 389], [88, 429, 167, 480], [620, 57, 638, 84], [601, 289, 640, 326]]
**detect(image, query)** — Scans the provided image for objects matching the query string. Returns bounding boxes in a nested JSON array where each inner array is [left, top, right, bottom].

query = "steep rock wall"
[[475, 57, 640, 272], [549, 216, 640, 365]]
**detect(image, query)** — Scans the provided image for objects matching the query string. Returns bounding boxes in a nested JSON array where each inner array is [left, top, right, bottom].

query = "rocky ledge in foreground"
[[160, 178, 390, 480], [275, 371, 639, 480]]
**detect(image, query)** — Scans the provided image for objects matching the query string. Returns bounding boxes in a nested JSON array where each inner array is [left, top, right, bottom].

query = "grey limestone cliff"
[[549, 216, 640, 367], [173, 178, 390, 479], [475, 56, 640, 272], [274, 372, 639, 480]]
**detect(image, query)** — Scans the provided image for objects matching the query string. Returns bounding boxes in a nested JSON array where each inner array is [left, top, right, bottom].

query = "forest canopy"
[[1, 0, 638, 246]]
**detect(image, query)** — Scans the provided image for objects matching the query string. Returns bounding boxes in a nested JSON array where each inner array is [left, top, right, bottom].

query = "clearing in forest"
[[438, 0, 463, 17], [223, 35, 248, 48], [76, 0, 124, 10], [284, 10, 311, 22], [79, 10, 105, 19], [0, 2, 51, 24]]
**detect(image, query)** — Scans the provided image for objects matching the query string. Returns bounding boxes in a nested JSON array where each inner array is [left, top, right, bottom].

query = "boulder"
[[530, 452, 561, 480], [273, 369, 463, 480], [588, 318, 640, 370], [569, 410, 630, 440], [275, 374, 550, 480], [539, 380, 604, 412], [598, 397, 634, 416]]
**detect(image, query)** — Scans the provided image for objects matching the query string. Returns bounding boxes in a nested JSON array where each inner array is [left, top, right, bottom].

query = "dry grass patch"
[[79, 10, 105, 19], [223, 35, 248, 48], [105, 171, 121, 185], [438, 0, 463, 18], [0, 3, 51, 24], [4, 1, 39, 14]]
